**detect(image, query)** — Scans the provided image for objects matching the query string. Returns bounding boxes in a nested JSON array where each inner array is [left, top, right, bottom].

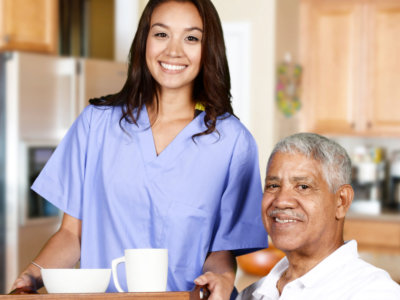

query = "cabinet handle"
[[351, 122, 355, 129], [367, 121, 372, 129]]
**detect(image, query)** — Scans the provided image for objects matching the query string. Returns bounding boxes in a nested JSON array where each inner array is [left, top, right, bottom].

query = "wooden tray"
[[3, 286, 205, 300]]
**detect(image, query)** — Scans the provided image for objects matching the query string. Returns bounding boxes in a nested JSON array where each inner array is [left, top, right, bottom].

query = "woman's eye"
[[186, 35, 200, 42], [154, 32, 167, 38]]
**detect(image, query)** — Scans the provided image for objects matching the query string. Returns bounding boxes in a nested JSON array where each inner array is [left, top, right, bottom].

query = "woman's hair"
[[90, 0, 233, 138], [267, 133, 352, 193]]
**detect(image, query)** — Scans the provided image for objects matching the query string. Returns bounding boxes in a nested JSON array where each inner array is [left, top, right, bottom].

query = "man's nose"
[[272, 187, 297, 209]]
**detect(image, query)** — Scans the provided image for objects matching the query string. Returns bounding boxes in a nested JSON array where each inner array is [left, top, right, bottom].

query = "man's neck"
[[277, 240, 344, 294]]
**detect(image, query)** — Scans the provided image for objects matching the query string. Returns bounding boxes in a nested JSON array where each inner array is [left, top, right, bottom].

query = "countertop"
[[347, 210, 400, 222]]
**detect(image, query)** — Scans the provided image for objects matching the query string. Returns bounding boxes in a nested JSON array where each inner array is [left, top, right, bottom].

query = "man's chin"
[[270, 236, 302, 253]]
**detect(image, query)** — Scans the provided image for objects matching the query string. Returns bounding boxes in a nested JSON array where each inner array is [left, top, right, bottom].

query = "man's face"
[[262, 152, 341, 256]]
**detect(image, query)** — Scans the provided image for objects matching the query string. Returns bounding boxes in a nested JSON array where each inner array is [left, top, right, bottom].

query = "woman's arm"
[[194, 250, 237, 300], [10, 213, 82, 292]]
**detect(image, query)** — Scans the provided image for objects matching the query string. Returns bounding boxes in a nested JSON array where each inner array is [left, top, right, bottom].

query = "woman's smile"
[[159, 62, 188, 72]]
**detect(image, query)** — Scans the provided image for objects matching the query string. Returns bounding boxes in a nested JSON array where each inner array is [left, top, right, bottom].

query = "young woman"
[[11, 0, 268, 299]]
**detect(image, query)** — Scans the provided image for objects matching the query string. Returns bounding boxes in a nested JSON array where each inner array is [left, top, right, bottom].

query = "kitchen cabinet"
[[300, 0, 400, 136], [0, 0, 58, 54], [344, 214, 400, 254]]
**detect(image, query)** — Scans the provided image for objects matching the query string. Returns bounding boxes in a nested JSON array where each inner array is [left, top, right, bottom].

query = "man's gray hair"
[[268, 133, 352, 193]]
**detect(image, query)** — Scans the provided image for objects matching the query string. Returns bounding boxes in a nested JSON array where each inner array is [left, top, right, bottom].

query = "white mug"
[[111, 248, 168, 292]]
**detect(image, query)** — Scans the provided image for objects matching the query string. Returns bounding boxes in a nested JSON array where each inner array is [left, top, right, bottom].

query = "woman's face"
[[146, 1, 203, 94]]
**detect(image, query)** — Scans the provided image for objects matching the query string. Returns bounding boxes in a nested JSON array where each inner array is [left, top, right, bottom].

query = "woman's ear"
[[335, 184, 354, 220]]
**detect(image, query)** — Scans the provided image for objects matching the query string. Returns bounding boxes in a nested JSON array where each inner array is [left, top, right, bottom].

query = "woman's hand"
[[194, 271, 234, 300], [10, 271, 39, 294], [194, 250, 236, 300], [9, 213, 82, 294]]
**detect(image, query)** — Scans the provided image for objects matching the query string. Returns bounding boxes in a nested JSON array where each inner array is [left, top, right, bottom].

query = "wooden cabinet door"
[[0, 0, 58, 54], [365, 0, 400, 135], [300, 0, 363, 134], [344, 218, 400, 254]]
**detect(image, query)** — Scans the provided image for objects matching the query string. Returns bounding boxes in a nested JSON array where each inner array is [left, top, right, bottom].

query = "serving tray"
[[3, 286, 205, 300]]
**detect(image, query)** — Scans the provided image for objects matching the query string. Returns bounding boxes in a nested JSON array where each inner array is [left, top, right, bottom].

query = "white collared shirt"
[[236, 240, 400, 300]]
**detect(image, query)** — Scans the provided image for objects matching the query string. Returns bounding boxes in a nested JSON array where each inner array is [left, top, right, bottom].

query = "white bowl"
[[41, 268, 111, 293]]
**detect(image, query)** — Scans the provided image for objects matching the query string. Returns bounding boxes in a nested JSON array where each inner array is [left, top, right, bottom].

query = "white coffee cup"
[[111, 248, 168, 292]]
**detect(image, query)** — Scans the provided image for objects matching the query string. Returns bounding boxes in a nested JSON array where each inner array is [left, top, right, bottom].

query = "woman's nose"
[[165, 38, 183, 57]]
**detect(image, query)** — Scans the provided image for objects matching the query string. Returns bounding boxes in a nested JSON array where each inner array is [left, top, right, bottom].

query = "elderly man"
[[237, 133, 400, 300]]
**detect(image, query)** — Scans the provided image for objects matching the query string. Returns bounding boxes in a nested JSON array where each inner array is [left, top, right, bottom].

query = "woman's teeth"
[[275, 218, 297, 223], [161, 62, 186, 71]]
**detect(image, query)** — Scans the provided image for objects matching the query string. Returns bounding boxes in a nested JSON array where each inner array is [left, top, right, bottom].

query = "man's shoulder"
[[319, 249, 400, 299], [347, 258, 400, 297]]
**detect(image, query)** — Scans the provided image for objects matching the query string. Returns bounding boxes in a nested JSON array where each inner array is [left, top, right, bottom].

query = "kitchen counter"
[[347, 210, 400, 223]]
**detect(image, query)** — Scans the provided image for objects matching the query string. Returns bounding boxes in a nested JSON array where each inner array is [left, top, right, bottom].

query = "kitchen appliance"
[[0, 51, 127, 292], [389, 150, 400, 210], [350, 146, 386, 214]]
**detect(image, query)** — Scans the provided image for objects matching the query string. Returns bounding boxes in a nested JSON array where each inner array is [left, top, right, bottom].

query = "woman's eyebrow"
[[151, 23, 169, 29], [184, 27, 203, 33], [150, 23, 203, 33]]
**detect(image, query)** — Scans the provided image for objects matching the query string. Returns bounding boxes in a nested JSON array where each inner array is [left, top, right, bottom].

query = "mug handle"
[[111, 256, 126, 292]]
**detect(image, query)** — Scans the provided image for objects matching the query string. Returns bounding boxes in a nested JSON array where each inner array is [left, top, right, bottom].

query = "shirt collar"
[[251, 240, 359, 298], [294, 240, 359, 288], [252, 257, 289, 299]]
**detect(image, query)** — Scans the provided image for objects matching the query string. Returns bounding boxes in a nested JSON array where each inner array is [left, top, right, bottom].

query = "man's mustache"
[[268, 209, 306, 221]]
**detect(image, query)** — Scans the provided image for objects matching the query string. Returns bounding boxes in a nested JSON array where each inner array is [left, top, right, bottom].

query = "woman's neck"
[[148, 88, 195, 122]]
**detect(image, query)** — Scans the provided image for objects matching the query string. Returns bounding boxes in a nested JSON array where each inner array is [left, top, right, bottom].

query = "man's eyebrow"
[[291, 176, 314, 183], [266, 176, 280, 181]]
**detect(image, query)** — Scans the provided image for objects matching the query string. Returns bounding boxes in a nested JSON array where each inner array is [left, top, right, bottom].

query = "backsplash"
[[333, 136, 400, 158], [332, 136, 400, 213]]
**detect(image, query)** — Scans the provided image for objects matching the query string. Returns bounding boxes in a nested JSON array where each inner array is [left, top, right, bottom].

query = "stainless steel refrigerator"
[[0, 51, 127, 292]]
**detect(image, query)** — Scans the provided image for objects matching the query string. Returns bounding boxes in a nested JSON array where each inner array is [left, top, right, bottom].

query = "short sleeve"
[[31, 105, 93, 220], [209, 128, 268, 254]]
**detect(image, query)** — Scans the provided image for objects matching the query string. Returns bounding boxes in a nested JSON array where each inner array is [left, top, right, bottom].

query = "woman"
[[11, 0, 268, 299]]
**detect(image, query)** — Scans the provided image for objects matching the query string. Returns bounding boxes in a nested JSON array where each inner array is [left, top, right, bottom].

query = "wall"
[[274, 0, 301, 142], [213, 0, 276, 176]]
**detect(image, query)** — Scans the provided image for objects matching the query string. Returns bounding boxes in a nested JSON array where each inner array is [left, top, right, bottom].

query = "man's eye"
[[299, 184, 309, 190], [266, 184, 279, 190]]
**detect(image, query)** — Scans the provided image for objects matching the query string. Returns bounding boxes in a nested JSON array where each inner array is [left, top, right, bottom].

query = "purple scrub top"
[[32, 105, 268, 292]]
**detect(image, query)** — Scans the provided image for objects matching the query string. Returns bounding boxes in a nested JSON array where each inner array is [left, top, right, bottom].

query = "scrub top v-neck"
[[32, 104, 268, 292], [137, 105, 201, 164]]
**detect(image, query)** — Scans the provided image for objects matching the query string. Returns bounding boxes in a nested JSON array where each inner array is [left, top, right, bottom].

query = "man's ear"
[[335, 184, 354, 219]]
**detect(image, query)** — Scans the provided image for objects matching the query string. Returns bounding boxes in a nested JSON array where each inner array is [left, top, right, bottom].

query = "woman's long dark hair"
[[90, 0, 233, 138]]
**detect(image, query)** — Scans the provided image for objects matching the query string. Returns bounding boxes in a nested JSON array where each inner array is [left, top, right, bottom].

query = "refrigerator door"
[[3, 52, 76, 292], [77, 58, 127, 115], [2, 53, 127, 292], [16, 53, 77, 290], [18, 53, 76, 142]]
